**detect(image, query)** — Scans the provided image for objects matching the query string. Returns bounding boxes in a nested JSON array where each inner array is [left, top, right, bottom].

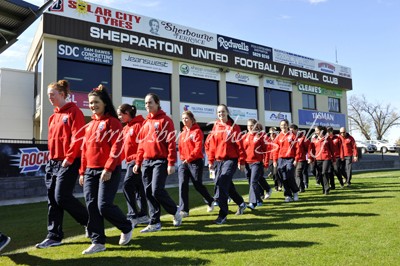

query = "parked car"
[[365, 140, 398, 153], [355, 141, 377, 154]]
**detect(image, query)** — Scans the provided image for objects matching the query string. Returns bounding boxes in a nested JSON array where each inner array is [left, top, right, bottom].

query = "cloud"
[[308, 0, 328, 4], [279, 15, 292, 20]]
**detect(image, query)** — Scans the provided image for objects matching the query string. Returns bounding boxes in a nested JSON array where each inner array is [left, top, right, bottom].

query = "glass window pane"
[[227, 83, 257, 109], [302, 93, 316, 110], [328, 97, 340, 112], [57, 59, 112, 93], [122, 68, 171, 100], [270, 89, 291, 112], [180, 76, 218, 105]]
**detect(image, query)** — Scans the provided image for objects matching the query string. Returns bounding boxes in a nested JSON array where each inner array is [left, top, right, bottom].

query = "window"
[[264, 88, 291, 112], [122, 68, 171, 100], [328, 97, 340, 112], [57, 59, 112, 93], [180, 76, 218, 105], [226, 83, 257, 109], [302, 93, 316, 110]]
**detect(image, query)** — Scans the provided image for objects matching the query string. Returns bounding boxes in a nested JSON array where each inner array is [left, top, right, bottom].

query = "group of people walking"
[[0, 80, 358, 255]]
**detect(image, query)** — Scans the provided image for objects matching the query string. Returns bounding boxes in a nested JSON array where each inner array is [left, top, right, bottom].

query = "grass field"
[[1, 170, 400, 265]]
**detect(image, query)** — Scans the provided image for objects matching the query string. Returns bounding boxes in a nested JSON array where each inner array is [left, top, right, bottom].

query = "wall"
[[0, 68, 34, 139]]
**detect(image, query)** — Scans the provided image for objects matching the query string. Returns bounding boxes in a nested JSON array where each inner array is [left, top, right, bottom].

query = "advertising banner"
[[58, 41, 113, 65], [49, 0, 217, 49], [297, 83, 343, 97], [122, 97, 171, 116], [0, 143, 48, 177], [121, 52, 172, 73], [265, 111, 292, 124], [226, 71, 259, 86], [229, 107, 258, 121], [43, 13, 353, 90], [217, 35, 273, 61], [180, 103, 216, 122], [179, 62, 220, 81], [264, 77, 293, 91], [298, 109, 346, 128]]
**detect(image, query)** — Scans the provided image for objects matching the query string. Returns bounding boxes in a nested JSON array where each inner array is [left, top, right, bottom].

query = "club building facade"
[[27, 0, 353, 140]]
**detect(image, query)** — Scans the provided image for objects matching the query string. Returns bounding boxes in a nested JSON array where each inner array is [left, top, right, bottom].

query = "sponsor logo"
[[50, 0, 64, 12], [318, 62, 335, 74], [11, 148, 49, 173], [218, 36, 249, 52], [180, 64, 190, 74]]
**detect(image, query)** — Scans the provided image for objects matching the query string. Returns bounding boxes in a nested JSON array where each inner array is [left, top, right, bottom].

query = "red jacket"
[[243, 131, 269, 167], [329, 134, 344, 159], [295, 133, 310, 162], [48, 102, 85, 163], [79, 114, 123, 174], [207, 120, 246, 165], [273, 131, 298, 162], [339, 133, 358, 157], [308, 136, 335, 162], [136, 110, 177, 166], [121, 115, 145, 164], [179, 123, 204, 163]]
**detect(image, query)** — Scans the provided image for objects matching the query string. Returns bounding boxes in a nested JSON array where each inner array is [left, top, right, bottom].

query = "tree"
[[348, 95, 400, 140]]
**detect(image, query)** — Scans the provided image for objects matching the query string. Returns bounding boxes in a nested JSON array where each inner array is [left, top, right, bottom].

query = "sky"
[[1, 0, 399, 140]]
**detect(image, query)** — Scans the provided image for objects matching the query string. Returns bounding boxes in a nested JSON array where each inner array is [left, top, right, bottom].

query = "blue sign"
[[298, 109, 346, 129], [57, 41, 113, 65]]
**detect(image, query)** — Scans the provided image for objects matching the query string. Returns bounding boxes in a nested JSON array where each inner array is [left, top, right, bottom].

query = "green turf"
[[1, 170, 400, 265]]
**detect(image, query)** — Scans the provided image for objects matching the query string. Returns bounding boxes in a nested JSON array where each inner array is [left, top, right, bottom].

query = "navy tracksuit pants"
[[45, 159, 88, 241]]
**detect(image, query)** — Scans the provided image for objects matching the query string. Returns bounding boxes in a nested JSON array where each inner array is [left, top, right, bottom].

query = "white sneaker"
[[180, 211, 189, 218], [82, 243, 106, 254], [284, 196, 293, 202], [293, 192, 299, 202], [207, 202, 215, 212], [118, 229, 132, 245], [264, 188, 273, 199], [140, 223, 162, 233], [173, 207, 183, 226]]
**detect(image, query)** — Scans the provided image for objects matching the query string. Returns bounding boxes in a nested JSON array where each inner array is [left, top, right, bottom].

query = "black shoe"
[[0, 234, 11, 252], [215, 216, 227, 225]]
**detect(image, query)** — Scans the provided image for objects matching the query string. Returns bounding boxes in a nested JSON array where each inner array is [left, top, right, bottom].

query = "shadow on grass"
[[6, 252, 207, 266]]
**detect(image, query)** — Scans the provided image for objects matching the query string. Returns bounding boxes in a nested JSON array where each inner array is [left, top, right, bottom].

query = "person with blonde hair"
[[36, 80, 88, 249]]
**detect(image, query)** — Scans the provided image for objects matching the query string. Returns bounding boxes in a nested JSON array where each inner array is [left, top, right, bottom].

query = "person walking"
[[36, 80, 88, 249], [327, 127, 345, 189], [79, 85, 133, 254], [117, 104, 149, 227], [338, 127, 358, 186], [243, 119, 270, 210], [291, 124, 310, 192], [178, 110, 215, 217], [207, 104, 247, 224], [308, 126, 335, 195], [273, 119, 299, 202], [267, 127, 282, 192], [133, 93, 182, 233]]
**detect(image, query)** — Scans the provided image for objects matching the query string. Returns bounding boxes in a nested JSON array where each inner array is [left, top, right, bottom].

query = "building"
[[24, 0, 352, 140]]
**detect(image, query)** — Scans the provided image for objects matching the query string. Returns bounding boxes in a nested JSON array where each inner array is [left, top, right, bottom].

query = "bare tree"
[[348, 95, 400, 140]]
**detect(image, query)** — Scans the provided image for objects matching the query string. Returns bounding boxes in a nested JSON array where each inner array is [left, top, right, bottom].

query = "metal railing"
[[0, 138, 48, 144]]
